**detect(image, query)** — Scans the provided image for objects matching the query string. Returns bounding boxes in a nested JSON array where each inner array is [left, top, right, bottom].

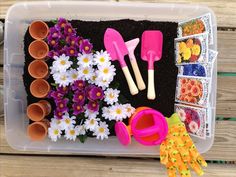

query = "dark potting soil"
[[23, 19, 178, 126]]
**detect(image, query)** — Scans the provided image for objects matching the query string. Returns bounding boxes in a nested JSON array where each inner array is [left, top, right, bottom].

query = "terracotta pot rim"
[[27, 103, 46, 121], [27, 121, 48, 141], [29, 20, 49, 40], [28, 40, 49, 60], [28, 60, 49, 79], [30, 79, 50, 98]]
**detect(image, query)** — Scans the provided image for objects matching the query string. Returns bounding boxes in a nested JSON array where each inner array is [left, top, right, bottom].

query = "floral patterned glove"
[[160, 113, 207, 177]]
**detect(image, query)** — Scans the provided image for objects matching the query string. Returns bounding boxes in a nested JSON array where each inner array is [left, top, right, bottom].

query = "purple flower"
[[64, 24, 76, 36], [87, 100, 99, 112], [57, 86, 70, 94], [56, 98, 69, 113], [49, 27, 61, 39], [79, 39, 93, 54], [65, 46, 78, 56], [76, 36, 84, 48], [54, 108, 64, 119], [72, 102, 85, 115], [67, 36, 77, 47], [48, 50, 59, 58], [49, 90, 64, 100], [47, 35, 59, 48], [88, 86, 104, 100], [72, 80, 85, 91], [56, 18, 68, 29], [73, 91, 85, 104]]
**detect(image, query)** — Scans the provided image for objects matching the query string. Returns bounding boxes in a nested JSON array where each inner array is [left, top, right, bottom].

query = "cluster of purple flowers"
[[49, 80, 104, 119], [47, 17, 93, 59]]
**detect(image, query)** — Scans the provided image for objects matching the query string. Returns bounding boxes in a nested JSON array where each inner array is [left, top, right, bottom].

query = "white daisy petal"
[[48, 126, 62, 142], [78, 66, 94, 81], [123, 104, 135, 118], [52, 54, 72, 73], [64, 127, 78, 141], [93, 121, 110, 140], [75, 125, 86, 135], [84, 117, 100, 131], [53, 71, 71, 87], [59, 112, 76, 130], [102, 107, 114, 121], [110, 104, 127, 121], [104, 88, 120, 105], [77, 53, 94, 67], [68, 68, 80, 82], [93, 50, 111, 66], [97, 63, 116, 81], [84, 104, 99, 119]]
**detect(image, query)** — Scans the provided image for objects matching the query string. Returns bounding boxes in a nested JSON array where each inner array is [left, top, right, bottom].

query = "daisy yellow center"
[[72, 73, 78, 79], [99, 57, 105, 62], [54, 129, 59, 135], [60, 60, 66, 65], [103, 68, 109, 74], [83, 58, 89, 63], [127, 108, 131, 112], [116, 109, 122, 115], [78, 95, 83, 100], [90, 119, 95, 125], [60, 75, 66, 81], [83, 69, 89, 74], [59, 103, 64, 108], [70, 129, 75, 135], [65, 118, 70, 124], [77, 106, 81, 110], [70, 50, 75, 54], [92, 75, 96, 81], [99, 127, 105, 133], [96, 92, 101, 97], [85, 46, 89, 51], [109, 93, 114, 98]]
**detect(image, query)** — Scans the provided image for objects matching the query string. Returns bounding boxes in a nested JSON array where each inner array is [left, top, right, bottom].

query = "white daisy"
[[84, 104, 99, 119], [102, 107, 114, 121], [50, 118, 62, 129], [123, 104, 135, 118], [84, 117, 100, 131], [95, 76, 112, 89], [93, 121, 110, 140], [97, 63, 116, 81], [77, 53, 93, 67], [50, 65, 58, 75], [78, 66, 94, 81], [59, 113, 76, 130], [110, 104, 127, 121], [48, 126, 62, 142], [64, 127, 78, 141], [53, 71, 71, 87], [87, 72, 97, 84], [75, 125, 86, 135], [68, 68, 80, 82], [52, 54, 72, 72], [104, 88, 120, 105], [93, 50, 111, 66]]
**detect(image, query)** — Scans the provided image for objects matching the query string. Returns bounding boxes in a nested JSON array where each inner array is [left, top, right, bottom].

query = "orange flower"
[[180, 87, 188, 95], [189, 97, 197, 104], [179, 95, 185, 101], [189, 79, 197, 86], [191, 85, 201, 97], [186, 83, 193, 93], [184, 95, 192, 102], [180, 78, 187, 85]]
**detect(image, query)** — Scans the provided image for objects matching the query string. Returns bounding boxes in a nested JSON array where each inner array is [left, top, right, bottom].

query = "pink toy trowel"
[[141, 31, 163, 100], [104, 28, 138, 95], [125, 38, 146, 91]]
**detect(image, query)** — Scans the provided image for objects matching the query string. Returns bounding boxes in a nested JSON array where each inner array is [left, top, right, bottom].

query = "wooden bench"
[[0, 0, 236, 176]]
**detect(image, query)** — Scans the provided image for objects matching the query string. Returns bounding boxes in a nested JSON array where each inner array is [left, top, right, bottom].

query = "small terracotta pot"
[[30, 79, 50, 98], [27, 119, 49, 141], [29, 20, 49, 40], [27, 100, 51, 121], [28, 40, 49, 60], [28, 60, 49, 79]]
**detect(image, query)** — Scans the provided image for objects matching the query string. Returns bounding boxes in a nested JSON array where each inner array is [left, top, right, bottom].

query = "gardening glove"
[[160, 113, 207, 177]]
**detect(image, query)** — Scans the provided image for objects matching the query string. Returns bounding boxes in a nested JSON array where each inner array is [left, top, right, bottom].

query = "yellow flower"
[[191, 44, 201, 56], [179, 42, 187, 53], [177, 54, 182, 63], [183, 48, 191, 60]]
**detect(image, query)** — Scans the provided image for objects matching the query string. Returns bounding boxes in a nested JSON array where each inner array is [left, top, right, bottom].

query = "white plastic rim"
[[4, 1, 217, 154]]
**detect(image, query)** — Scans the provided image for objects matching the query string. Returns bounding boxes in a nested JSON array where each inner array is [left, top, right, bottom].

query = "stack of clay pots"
[[27, 20, 51, 141]]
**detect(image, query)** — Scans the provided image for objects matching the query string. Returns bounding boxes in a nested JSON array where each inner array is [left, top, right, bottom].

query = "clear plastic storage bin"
[[4, 1, 217, 155]]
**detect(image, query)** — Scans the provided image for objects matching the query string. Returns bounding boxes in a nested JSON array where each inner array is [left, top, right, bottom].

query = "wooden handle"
[[147, 70, 155, 100], [130, 59, 146, 91], [122, 66, 139, 95]]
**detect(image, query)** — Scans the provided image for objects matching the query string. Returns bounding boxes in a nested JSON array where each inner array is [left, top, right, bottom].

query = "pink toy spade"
[[141, 30, 163, 100], [125, 38, 146, 91], [104, 28, 138, 95]]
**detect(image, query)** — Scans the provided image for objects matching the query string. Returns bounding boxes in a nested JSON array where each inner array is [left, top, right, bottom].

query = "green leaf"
[[51, 19, 58, 24], [51, 83, 58, 87], [78, 135, 87, 143]]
